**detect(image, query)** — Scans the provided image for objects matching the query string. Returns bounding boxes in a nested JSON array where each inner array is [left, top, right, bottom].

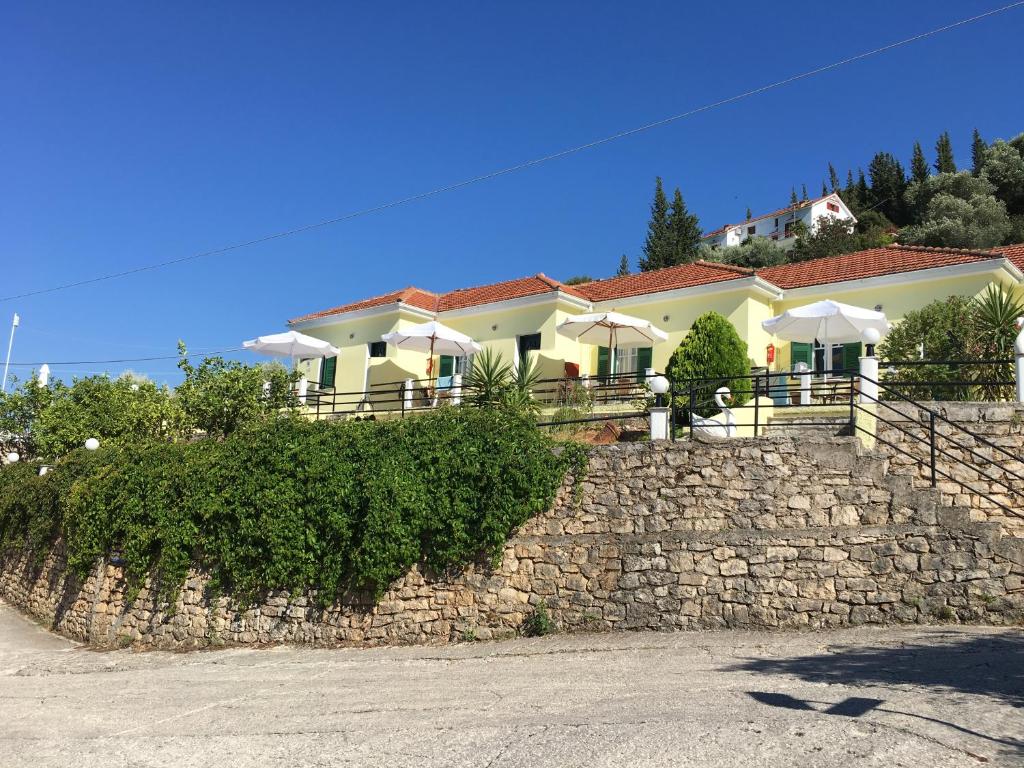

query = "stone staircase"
[[762, 413, 852, 437]]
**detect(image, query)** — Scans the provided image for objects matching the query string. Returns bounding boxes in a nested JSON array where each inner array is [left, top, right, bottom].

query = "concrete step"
[[763, 415, 853, 437]]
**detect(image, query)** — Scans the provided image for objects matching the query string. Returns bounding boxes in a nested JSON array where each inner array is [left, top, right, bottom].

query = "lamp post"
[[84, 438, 100, 451], [648, 375, 671, 441], [2, 313, 19, 393]]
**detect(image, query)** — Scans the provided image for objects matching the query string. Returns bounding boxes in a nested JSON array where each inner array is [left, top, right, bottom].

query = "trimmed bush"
[[0, 409, 585, 604], [665, 312, 751, 417]]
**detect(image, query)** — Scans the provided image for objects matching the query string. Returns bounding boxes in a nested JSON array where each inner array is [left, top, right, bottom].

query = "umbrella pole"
[[608, 326, 615, 380]]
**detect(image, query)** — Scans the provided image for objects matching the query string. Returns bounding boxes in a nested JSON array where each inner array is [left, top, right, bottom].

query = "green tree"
[[821, 181, 828, 197], [980, 135, 1024, 216], [935, 131, 956, 174], [563, 275, 593, 285], [704, 237, 787, 269], [911, 141, 930, 184], [665, 312, 751, 417], [32, 375, 179, 459], [867, 151, 908, 225], [876, 296, 974, 400], [828, 163, 841, 192], [856, 170, 870, 209], [801, 183, 808, 201], [745, 207, 752, 220], [902, 171, 1011, 248], [971, 128, 988, 176], [639, 177, 672, 271], [616, 255, 630, 276], [666, 187, 702, 265], [790, 215, 890, 262], [790, 187, 798, 205], [175, 343, 299, 437]]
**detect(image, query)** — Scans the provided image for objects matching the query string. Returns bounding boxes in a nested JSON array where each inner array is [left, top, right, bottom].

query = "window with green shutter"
[[840, 342, 861, 372], [320, 356, 337, 388], [597, 346, 610, 380], [635, 346, 653, 382], [790, 342, 813, 370], [438, 355, 454, 378]]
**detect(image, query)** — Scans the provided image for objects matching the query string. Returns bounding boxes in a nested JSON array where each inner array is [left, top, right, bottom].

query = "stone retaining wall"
[[872, 401, 1024, 536], [2, 435, 1022, 649]]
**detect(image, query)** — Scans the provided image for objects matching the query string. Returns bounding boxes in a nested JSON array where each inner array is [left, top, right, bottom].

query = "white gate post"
[[404, 378, 414, 411], [859, 328, 880, 404], [1015, 317, 1024, 403], [451, 373, 463, 405], [796, 362, 811, 405], [648, 375, 670, 441]]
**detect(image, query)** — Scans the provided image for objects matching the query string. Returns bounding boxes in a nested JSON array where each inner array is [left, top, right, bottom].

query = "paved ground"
[[1, 600, 1022, 767]]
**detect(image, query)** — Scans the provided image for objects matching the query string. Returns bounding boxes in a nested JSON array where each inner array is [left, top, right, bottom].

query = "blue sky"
[[2, 1, 1023, 385]]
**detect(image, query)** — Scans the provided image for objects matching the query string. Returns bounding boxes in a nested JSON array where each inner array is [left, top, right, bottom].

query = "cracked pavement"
[[1, 600, 1022, 767]]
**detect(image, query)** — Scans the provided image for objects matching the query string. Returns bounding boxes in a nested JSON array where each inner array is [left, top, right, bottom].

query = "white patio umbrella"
[[556, 311, 668, 376], [243, 330, 340, 359], [761, 299, 889, 370], [381, 320, 482, 376]]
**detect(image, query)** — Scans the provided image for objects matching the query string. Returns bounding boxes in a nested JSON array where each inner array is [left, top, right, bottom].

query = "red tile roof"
[[703, 194, 841, 239], [290, 274, 586, 324], [757, 245, 1007, 290], [989, 242, 1024, 271], [289, 286, 438, 324], [575, 260, 753, 302], [438, 273, 586, 311]]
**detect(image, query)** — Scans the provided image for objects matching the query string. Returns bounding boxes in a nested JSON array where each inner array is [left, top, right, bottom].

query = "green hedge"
[[0, 409, 585, 603]]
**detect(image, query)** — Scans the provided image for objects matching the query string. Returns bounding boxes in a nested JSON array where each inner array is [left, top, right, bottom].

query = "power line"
[[4, 346, 244, 367], [2, 1, 1021, 305]]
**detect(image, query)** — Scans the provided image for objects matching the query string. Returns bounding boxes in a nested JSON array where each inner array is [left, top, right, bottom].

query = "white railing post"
[[298, 375, 308, 404], [451, 373, 463, 405], [1015, 317, 1024, 403], [648, 375, 670, 441], [859, 328, 880, 404], [796, 362, 811, 405], [404, 378, 414, 411]]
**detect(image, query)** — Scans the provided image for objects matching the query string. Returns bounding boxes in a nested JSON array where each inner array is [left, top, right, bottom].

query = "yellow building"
[[287, 242, 1024, 412]]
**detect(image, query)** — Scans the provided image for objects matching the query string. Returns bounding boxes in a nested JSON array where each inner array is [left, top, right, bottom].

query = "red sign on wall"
[[766, 343, 776, 364]]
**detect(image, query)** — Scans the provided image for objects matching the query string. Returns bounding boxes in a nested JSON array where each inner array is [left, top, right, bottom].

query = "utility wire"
[[2, 1, 1021, 304], [5, 347, 244, 367]]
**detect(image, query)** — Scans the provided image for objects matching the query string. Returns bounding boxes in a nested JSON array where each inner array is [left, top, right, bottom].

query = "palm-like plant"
[[970, 284, 1024, 400], [462, 347, 511, 408], [502, 352, 542, 414]]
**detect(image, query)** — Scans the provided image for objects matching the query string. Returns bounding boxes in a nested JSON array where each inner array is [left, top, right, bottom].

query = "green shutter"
[[791, 342, 813, 369], [597, 347, 610, 380], [320, 356, 337, 388], [841, 342, 861, 372], [635, 346, 653, 382], [438, 355, 454, 378]]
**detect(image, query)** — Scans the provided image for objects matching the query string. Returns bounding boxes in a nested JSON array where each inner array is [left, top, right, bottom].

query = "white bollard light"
[[859, 328, 881, 404], [5, 452, 19, 464], [648, 375, 671, 441], [84, 438, 100, 451], [796, 362, 811, 405], [1015, 317, 1024, 404]]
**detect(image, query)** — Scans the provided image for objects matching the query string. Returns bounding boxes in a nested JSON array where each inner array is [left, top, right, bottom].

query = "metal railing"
[[669, 368, 1022, 520]]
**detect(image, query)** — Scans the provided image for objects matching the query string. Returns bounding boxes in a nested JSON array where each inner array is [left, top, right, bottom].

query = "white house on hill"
[[702, 193, 856, 251]]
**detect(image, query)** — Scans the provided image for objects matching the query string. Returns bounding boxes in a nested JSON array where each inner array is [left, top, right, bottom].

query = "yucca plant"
[[970, 284, 1024, 400], [462, 347, 512, 408], [502, 352, 542, 415]]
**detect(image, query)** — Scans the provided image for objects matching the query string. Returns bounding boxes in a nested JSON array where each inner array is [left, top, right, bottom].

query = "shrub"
[[665, 312, 751, 417], [522, 599, 555, 636], [0, 409, 586, 604]]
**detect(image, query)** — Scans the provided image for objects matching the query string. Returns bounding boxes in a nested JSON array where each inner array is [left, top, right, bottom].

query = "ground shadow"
[[733, 630, 1024, 757], [730, 630, 1023, 708]]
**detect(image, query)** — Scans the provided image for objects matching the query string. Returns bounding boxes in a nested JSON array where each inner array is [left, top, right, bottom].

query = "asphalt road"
[[1, 600, 1022, 767]]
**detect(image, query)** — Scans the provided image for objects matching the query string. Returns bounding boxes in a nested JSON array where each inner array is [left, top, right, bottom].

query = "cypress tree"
[[821, 181, 829, 197], [856, 169, 870, 207], [971, 128, 988, 176], [911, 141, 930, 184], [867, 151, 908, 225], [935, 131, 956, 174], [745, 207, 752, 220], [801, 183, 809, 201], [667, 187, 703, 265], [828, 163, 840, 192], [790, 187, 799, 205], [639, 177, 672, 271], [616, 254, 630, 277]]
